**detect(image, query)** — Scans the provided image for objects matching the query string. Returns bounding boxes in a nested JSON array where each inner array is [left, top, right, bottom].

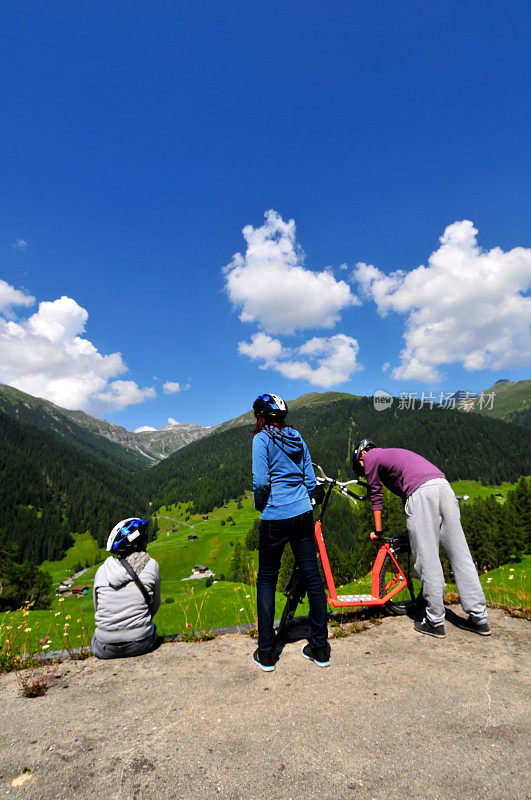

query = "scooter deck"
[[328, 594, 381, 607]]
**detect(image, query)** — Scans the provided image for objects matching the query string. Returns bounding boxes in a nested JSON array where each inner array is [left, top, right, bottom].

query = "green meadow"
[[1, 495, 286, 651], [40, 532, 107, 584], [1, 490, 529, 657], [450, 480, 518, 501], [475, 555, 530, 607]]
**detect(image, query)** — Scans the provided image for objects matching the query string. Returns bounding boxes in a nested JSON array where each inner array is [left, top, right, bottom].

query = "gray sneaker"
[[457, 616, 491, 636], [414, 618, 446, 638]]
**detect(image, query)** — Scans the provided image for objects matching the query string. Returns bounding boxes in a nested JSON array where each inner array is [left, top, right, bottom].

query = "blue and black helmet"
[[351, 438, 377, 475], [106, 517, 148, 554], [253, 393, 288, 421]]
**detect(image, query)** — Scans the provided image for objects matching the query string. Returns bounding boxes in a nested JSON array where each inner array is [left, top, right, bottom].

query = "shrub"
[[181, 628, 215, 643], [22, 679, 49, 697], [165, 597, 175, 604]]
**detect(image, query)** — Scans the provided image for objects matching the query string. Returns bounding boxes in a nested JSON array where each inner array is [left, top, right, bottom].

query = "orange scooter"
[[277, 463, 418, 640]]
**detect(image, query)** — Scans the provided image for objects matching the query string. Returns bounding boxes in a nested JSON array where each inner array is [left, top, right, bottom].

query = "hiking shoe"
[[414, 618, 446, 638], [301, 643, 331, 667], [456, 616, 491, 636], [253, 648, 276, 672]]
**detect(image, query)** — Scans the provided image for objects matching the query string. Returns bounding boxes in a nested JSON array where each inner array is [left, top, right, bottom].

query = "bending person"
[[252, 393, 330, 671], [91, 517, 161, 659], [352, 439, 490, 638]]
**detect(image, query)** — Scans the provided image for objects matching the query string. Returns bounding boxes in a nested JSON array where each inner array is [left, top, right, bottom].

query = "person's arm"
[[302, 441, 316, 495], [363, 454, 384, 536], [252, 434, 271, 512], [150, 561, 161, 616], [92, 567, 100, 612]]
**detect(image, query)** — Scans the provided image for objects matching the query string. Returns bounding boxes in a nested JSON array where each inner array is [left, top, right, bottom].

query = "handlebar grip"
[[346, 489, 368, 501]]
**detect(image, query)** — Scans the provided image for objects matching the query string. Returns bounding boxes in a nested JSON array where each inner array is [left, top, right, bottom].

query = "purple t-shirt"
[[363, 448, 445, 510]]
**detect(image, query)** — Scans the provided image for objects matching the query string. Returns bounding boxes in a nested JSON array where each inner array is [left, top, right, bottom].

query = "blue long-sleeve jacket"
[[252, 426, 316, 520]]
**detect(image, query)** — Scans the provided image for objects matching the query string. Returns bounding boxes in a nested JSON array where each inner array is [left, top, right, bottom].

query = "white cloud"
[[135, 426, 157, 433], [238, 332, 283, 364], [239, 332, 361, 387], [0, 279, 34, 314], [11, 239, 28, 251], [351, 220, 531, 382], [97, 380, 155, 411], [163, 380, 191, 394], [0, 282, 155, 412], [28, 296, 89, 343], [162, 381, 192, 394], [224, 209, 358, 335], [167, 417, 181, 426], [163, 381, 182, 394], [382, 362, 390, 373]]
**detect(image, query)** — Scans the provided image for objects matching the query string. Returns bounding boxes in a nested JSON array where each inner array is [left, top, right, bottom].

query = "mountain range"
[[0, 384, 214, 468], [1, 379, 527, 475]]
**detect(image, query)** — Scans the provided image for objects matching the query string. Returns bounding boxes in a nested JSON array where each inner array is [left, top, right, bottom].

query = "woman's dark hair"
[[252, 414, 298, 437]]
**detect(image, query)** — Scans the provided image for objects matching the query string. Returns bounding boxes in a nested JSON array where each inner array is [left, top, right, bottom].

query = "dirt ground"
[[0, 607, 529, 800]]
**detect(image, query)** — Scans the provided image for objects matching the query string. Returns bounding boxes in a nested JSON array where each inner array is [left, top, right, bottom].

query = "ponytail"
[[252, 415, 287, 437]]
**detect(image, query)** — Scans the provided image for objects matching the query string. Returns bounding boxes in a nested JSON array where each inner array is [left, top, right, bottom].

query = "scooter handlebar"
[[312, 462, 369, 490], [312, 463, 369, 503]]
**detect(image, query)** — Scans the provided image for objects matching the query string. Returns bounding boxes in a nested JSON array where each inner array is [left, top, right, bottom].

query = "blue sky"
[[1, 1, 529, 430]]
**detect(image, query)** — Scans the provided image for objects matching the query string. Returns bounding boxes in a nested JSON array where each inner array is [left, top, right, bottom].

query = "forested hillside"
[[473, 379, 531, 427], [0, 384, 148, 473], [0, 384, 213, 466], [141, 396, 531, 513], [2, 392, 530, 572], [0, 411, 148, 563]]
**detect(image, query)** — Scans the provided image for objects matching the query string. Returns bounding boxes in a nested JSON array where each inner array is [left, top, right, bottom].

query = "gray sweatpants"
[[405, 478, 487, 626]]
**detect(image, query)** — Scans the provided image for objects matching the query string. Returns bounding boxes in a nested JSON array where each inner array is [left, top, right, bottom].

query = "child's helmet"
[[252, 393, 288, 421], [351, 438, 376, 474], [106, 518, 148, 554]]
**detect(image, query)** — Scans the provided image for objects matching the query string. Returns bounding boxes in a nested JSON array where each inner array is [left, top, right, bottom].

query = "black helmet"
[[351, 438, 376, 474], [253, 393, 288, 421]]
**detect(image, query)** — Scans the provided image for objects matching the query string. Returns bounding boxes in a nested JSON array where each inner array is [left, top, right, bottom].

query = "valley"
[[0, 384, 529, 656], [2, 477, 529, 655]]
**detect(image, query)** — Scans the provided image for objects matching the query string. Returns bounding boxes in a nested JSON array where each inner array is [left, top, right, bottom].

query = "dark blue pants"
[[91, 625, 159, 659], [257, 510, 328, 651]]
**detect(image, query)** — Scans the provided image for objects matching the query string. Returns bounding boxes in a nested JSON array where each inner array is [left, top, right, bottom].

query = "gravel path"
[[0, 607, 529, 800]]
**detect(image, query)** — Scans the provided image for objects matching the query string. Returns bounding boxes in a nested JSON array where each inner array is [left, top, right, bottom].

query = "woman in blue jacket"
[[251, 393, 329, 671]]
